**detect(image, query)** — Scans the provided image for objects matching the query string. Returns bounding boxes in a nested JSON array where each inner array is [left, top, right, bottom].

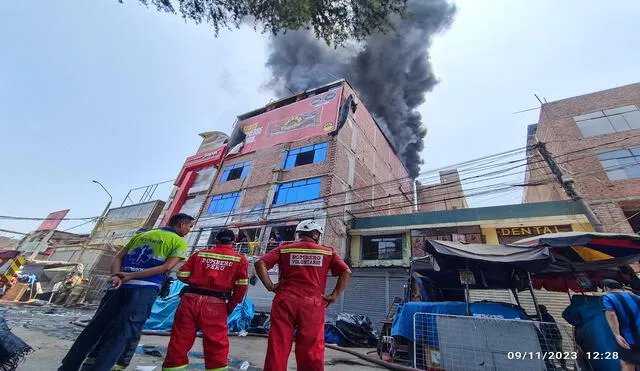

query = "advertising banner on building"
[[235, 87, 343, 155], [37, 209, 70, 231]]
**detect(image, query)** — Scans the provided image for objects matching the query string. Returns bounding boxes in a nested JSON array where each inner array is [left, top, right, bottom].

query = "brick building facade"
[[523, 82, 640, 233], [417, 170, 468, 213], [162, 80, 420, 258]]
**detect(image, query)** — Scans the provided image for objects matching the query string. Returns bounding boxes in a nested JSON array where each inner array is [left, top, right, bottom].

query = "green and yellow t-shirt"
[[121, 227, 188, 287]]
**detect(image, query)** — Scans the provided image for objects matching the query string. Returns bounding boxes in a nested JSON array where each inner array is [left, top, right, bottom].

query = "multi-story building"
[[524, 82, 640, 233], [162, 80, 417, 257], [157, 80, 473, 314]]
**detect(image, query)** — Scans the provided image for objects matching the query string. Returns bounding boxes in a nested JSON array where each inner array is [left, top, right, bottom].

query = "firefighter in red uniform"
[[162, 229, 248, 371], [255, 220, 352, 371]]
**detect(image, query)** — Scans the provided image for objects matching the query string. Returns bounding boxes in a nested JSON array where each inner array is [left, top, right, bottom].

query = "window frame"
[[206, 192, 241, 215], [282, 142, 328, 169], [575, 105, 640, 138], [220, 161, 251, 182], [361, 234, 405, 261], [596, 147, 640, 181], [272, 177, 322, 205]]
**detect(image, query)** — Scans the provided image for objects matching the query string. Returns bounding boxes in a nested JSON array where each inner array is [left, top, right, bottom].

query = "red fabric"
[[178, 244, 249, 308], [264, 292, 326, 371], [259, 240, 349, 297], [162, 293, 229, 370], [532, 275, 600, 292]]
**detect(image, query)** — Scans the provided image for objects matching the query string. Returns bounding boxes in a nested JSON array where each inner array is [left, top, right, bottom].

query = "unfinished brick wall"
[[336, 84, 413, 218], [524, 82, 640, 232], [418, 170, 468, 212]]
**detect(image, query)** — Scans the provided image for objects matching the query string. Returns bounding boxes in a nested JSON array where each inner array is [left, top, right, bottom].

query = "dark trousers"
[[81, 333, 141, 370], [59, 286, 158, 371]]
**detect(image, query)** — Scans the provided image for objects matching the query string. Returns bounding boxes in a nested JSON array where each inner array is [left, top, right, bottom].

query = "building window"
[[362, 234, 403, 260], [207, 192, 240, 214], [273, 177, 322, 205], [220, 162, 251, 182], [283, 142, 327, 169], [597, 148, 640, 180], [575, 105, 640, 137]]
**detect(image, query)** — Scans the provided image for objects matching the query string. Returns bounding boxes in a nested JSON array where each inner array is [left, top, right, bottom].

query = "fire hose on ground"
[[72, 319, 419, 371]]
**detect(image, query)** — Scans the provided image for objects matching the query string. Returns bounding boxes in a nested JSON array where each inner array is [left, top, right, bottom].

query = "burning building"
[[161, 80, 416, 257]]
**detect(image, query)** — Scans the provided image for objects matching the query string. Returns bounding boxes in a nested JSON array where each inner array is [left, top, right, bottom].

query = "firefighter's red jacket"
[[176, 244, 249, 310]]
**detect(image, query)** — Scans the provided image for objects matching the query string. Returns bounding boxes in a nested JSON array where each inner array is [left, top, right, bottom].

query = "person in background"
[[255, 220, 352, 371], [602, 279, 640, 371], [59, 213, 194, 371], [248, 237, 260, 256], [274, 231, 284, 244], [538, 304, 567, 370], [161, 229, 248, 371]]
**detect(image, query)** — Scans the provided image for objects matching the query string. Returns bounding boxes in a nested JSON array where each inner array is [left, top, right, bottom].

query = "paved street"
[[2, 304, 382, 370]]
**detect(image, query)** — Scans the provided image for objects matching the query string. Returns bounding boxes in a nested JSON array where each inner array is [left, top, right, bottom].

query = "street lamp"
[[92, 180, 113, 218]]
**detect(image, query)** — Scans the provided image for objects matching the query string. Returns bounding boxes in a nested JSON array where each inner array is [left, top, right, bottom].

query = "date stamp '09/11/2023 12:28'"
[[507, 352, 619, 360]]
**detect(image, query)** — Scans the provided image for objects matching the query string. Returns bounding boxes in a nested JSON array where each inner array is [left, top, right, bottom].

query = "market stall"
[[381, 235, 640, 370]]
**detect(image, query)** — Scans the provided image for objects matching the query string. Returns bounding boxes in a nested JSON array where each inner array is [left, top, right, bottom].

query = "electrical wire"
[[4, 134, 639, 226], [63, 219, 98, 232]]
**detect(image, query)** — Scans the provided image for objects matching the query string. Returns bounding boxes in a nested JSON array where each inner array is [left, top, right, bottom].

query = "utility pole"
[[536, 142, 605, 232]]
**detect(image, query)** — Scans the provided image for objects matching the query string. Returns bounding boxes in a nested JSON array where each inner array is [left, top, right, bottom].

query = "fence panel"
[[85, 274, 111, 303], [413, 313, 576, 370]]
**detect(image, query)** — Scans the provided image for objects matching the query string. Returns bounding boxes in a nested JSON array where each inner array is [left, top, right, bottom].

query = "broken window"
[[220, 161, 251, 182], [282, 142, 327, 169]]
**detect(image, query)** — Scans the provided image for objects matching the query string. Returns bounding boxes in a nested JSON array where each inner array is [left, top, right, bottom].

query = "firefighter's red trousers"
[[162, 293, 228, 371], [264, 292, 326, 371]]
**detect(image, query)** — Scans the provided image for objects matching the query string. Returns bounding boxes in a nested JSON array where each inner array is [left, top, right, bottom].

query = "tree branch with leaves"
[[121, 0, 408, 45]]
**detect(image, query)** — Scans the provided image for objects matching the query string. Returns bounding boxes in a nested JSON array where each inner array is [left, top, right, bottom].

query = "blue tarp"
[[563, 295, 619, 371], [391, 301, 530, 342], [143, 280, 255, 333]]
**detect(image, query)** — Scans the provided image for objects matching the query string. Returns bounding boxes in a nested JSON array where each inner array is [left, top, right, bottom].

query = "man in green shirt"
[[58, 213, 194, 371]]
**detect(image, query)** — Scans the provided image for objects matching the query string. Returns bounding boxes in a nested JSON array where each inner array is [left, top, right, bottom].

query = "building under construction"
[[159, 80, 442, 256]]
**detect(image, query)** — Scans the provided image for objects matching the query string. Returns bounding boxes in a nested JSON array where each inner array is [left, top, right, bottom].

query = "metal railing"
[[413, 313, 576, 370]]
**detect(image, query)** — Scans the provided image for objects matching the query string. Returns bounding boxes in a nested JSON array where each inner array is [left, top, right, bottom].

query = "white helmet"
[[295, 220, 324, 234]]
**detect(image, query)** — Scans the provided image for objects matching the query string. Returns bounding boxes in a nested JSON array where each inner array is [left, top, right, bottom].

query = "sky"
[[1, 0, 639, 235]]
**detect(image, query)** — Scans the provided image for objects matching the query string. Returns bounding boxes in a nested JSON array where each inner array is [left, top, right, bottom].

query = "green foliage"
[[120, 0, 408, 45]]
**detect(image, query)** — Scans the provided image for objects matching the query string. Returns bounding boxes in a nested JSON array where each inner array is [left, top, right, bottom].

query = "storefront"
[[349, 200, 594, 267]]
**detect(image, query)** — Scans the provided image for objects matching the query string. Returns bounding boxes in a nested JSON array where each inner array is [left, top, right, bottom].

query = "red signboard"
[[184, 146, 226, 169], [175, 145, 227, 186], [37, 209, 70, 231], [235, 87, 343, 155]]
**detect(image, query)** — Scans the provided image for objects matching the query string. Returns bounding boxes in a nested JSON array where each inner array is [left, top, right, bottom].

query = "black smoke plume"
[[265, 0, 456, 178]]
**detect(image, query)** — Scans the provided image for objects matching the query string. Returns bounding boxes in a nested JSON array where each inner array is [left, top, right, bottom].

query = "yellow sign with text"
[[497, 225, 572, 237]]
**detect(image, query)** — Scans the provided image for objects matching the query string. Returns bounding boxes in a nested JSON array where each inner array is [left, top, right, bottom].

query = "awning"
[[512, 232, 640, 272], [424, 240, 553, 273]]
